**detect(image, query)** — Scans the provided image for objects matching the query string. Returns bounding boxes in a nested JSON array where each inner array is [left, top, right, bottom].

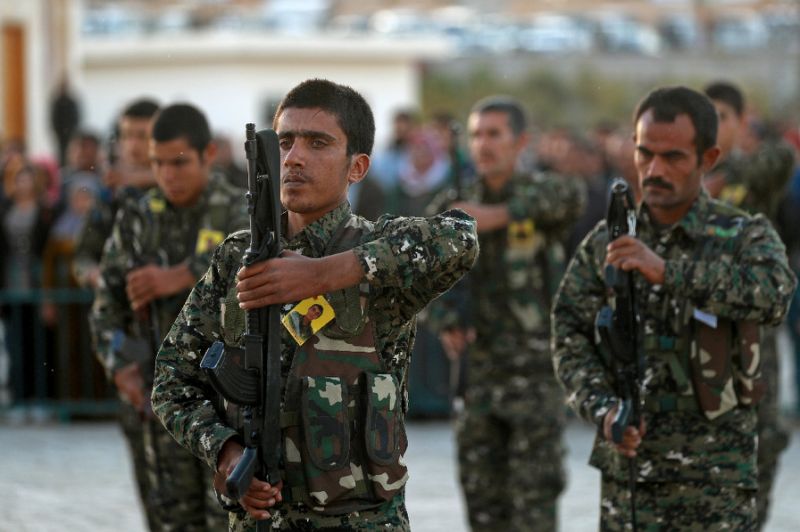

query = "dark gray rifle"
[[595, 177, 643, 531], [201, 124, 282, 528]]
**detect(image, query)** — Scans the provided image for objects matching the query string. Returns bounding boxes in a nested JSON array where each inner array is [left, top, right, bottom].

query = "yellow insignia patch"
[[149, 197, 166, 213], [195, 229, 225, 254], [508, 219, 535, 249]]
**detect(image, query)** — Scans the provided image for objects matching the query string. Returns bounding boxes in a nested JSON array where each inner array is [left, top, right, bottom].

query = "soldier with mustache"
[[552, 86, 796, 530]]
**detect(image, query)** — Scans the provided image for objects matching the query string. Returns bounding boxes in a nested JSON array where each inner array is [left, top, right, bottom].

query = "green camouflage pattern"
[[90, 174, 247, 378], [714, 142, 795, 227], [552, 191, 795, 493], [599, 476, 757, 531], [428, 171, 585, 531], [229, 490, 410, 532], [711, 142, 796, 529], [279, 256, 408, 514], [142, 415, 227, 531], [151, 201, 477, 529], [755, 326, 788, 527], [689, 319, 764, 420], [73, 185, 150, 289], [90, 173, 247, 531]]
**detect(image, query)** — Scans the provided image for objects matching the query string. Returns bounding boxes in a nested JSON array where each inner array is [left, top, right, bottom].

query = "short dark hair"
[[72, 130, 100, 146], [633, 86, 718, 160], [121, 98, 160, 120], [704, 81, 745, 117], [470, 96, 527, 137], [152, 103, 212, 154], [273, 79, 375, 157]]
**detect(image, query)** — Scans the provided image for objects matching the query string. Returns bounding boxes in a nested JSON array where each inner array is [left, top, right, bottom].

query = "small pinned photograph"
[[282, 295, 335, 345]]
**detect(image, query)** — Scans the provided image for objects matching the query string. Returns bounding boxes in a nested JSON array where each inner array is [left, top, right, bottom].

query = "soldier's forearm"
[[163, 263, 198, 296], [452, 202, 510, 232], [317, 251, 364, 292]]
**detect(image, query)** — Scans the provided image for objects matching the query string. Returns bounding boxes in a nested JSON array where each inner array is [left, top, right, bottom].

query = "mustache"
[[282, 172, 308, 183], [642, 176, 673, 190]]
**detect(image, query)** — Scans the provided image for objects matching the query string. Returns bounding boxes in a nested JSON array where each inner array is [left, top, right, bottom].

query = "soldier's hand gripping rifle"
[[200, 124, 282, 523], [595, 177, 643, 531]]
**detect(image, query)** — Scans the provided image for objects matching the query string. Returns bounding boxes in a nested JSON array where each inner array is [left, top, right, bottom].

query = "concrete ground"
[[0, 417, 798, 532]]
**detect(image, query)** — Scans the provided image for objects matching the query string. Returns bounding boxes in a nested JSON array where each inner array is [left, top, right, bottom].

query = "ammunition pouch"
[[689, 318, 764, 420], [281, 372, 408, 514]]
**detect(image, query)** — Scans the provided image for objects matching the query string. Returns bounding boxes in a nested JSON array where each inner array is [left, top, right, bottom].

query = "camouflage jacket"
[[715, 142, 795, 225], [150, 201, 477, 473], [430, 171, 584, 375], [90, 174, 247, 379], [73, 185, 151, 287], [552, 190, 796, 487]]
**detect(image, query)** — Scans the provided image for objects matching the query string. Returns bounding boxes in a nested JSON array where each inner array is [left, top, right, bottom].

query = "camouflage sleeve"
[[551, 223, 618, 427], [185, 189, 249, 280], [353, 208, 478, 320], [741, 142, 795, 207], [72, 206, 109, 287], [665, 214, 797, 326], [151, 236, 244, 469], [424, 187, 454, 217], [88, 205, 141, 379], [508, 172, 586, 229]]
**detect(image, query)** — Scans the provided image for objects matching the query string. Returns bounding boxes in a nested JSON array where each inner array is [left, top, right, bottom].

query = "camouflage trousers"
[[755, 327, 789, 530], [119, 401, 157, 531], [599, 476, 757, 531], [140, 411, 229, 531], [456, 378, 566, 532], [228, 492, 410, 531]]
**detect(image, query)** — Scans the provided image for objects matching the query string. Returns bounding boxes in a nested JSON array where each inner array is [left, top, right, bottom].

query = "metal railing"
[[0, 288, 117, 422]]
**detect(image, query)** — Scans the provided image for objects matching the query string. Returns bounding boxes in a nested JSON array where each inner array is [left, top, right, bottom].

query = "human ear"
[[347, 154, 371, 185]]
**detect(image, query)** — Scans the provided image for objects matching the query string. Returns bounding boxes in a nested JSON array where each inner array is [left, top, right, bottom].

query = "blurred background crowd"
[[1, 0, 799, 422]]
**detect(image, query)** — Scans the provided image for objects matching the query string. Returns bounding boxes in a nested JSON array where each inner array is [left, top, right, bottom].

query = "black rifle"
[[595, 177, 642, 531], [201, 124, 282, 528]]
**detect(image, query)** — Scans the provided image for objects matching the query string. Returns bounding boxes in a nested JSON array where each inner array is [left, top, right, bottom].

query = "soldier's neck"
[[483, 171, 513, 192]]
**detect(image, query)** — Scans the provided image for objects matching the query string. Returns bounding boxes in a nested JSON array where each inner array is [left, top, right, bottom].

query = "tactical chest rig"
[[218, 215, 408, 515], [634, 213, 765, 421]]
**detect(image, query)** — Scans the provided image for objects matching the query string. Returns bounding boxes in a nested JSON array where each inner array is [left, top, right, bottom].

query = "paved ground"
[[0, 417, 798, 532]]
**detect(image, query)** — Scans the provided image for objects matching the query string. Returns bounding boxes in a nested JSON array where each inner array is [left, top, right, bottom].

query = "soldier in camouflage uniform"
[[74, 98, 160, 529], [552, 86, 796, 530], [90, 103, 247, 531], [150, 79, 478, 531], [430, 97, 584, 531], [703, 81, 796, 529], [74, 98, 160, 290]]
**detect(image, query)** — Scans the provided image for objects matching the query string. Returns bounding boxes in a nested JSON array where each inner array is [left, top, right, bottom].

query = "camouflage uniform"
[[430, 172, 584, 531], [74, 186, 148, 287], [74, 184, 155, 527], [713, 142, 796, 528], [90, 174, 247, 531], [150, 201, 478, 531], [552, 191, 796, 530]]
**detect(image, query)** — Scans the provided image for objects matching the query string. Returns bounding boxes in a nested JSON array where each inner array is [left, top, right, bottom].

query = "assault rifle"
[[595, 177, 643, 531], [201, 124, 282, 526]]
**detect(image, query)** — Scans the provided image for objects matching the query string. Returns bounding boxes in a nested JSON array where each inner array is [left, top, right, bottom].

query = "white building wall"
[[76, 34, 448, 161]]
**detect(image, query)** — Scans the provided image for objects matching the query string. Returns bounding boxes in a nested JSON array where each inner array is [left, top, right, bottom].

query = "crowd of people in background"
[[1, 79, 800, 532], [1, 86, 800, 418]]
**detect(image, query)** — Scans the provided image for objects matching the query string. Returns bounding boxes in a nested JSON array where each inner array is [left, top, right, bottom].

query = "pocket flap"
[[302, 376, 350, 471], [365, 373, 401, 465]]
